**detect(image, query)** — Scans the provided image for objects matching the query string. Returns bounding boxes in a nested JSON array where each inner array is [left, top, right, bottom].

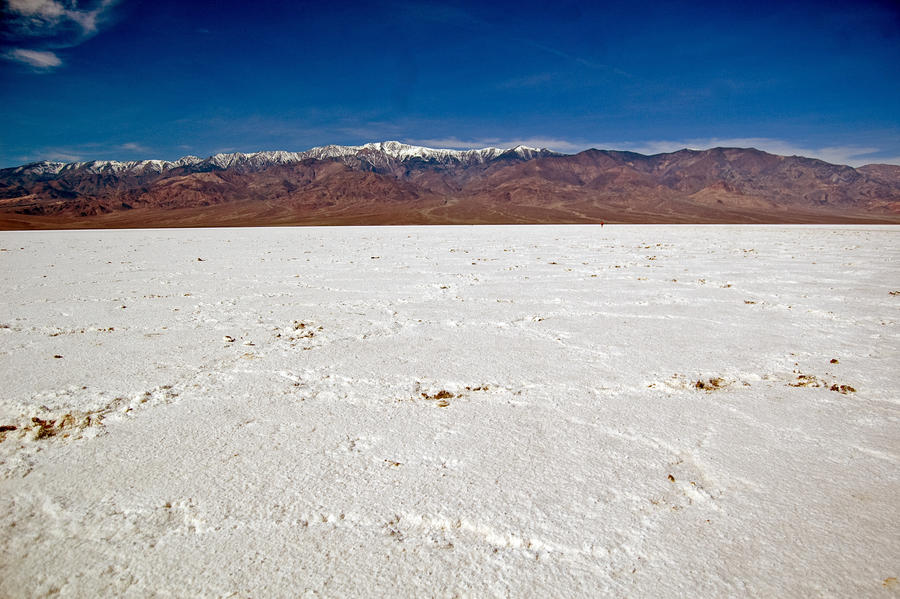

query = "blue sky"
[[1, 0, 899, 167]]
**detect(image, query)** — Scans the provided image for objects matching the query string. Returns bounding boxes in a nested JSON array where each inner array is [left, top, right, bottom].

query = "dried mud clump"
[[788, 373, 856, 394], [421, 390, 454, 401], [0, 393, 153, 443], [291, 321, 321, 339], [270, 321, 324, 347], [0, 424, 17, 441], [789, 374, 824, 388], [830, 384, 856, 394], [28, 413, 97, 440], [415, 384, 492, 407], [695, 377, 727, 391], [50, 327, 116, 337]]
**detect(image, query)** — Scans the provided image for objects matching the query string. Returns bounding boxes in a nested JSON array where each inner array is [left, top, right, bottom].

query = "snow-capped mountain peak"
[[6, 142, 559, 178], [193, 141, 558, 172], [12, 161, 68, 176]]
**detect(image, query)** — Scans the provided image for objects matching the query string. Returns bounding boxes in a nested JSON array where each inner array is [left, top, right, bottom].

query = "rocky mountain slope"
[[1, 142, 898, 228]]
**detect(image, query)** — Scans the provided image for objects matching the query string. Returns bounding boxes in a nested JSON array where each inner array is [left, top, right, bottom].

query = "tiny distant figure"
[[601, 221, 604, 227]]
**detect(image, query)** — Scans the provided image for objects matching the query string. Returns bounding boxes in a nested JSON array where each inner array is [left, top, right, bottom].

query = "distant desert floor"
[[1, 225, 898, 597]]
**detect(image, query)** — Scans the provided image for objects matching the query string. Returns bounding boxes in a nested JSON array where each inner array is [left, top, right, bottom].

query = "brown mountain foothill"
[[1, 143, 898, 229]]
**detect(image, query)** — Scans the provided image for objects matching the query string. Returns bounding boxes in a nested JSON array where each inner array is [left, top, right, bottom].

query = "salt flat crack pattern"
[[0, 225, 898, 597]]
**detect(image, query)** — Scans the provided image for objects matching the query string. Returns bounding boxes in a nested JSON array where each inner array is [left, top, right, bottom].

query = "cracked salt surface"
[[0, 224, 897, 597]]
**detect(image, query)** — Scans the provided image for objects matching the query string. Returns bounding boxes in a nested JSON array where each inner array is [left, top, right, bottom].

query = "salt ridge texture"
[[0, 225, 897, 597]]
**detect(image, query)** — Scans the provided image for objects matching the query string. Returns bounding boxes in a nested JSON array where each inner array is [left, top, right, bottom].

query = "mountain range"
[[1, 141, 898, 228]]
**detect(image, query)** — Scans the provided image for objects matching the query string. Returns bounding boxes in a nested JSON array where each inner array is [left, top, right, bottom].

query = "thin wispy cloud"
[[118, 142, 151, 154], [6, 0, 117, 34], [522, 39, 629, 76], [2, 0, 120, 70], [6, 48, 61, 68], [496, 73, 558, 90], [22, 141, 145, 164], [397, 1, 630, 79], [31, 149, 84, 162]]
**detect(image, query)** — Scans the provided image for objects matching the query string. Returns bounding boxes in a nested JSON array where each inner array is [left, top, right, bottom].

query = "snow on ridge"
[[185, 142, 554, 172], [12, 161, 68, 176], [204, 142, 518, 168], [10, 157, 208, 176], [7, 142, 556, 178], [355, 141, 545, 163]]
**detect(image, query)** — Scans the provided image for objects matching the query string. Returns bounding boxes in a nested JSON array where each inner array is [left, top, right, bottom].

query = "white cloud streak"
[[8, 0, 67, 20], [31, 149, 83, 162], [3, 0, 119, 70], [6, 48, 62, 68], [118, 142, 151, 153], [20, 141, 150, 164], [7, 0, 116, 34]]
